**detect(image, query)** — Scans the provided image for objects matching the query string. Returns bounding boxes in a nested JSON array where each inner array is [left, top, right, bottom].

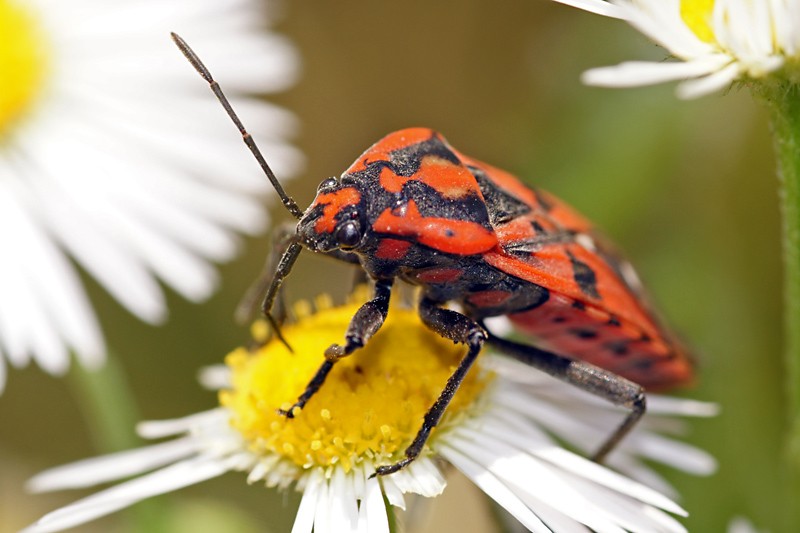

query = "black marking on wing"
[[631, 359, 655, 371], [469, 166, 532, 225], [503, 230, 578, 254], [342, 133, 460, 183], [605, 340, 631, 356], [392, 133, 461, 174], [383, 133, 462, 176], [569, 327, 598, 340], [401, 180, 489, 222], [566, 249, 600, 299]]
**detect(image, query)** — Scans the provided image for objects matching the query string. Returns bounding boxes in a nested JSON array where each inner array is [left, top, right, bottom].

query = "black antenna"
[[170, 32, 303, 220]]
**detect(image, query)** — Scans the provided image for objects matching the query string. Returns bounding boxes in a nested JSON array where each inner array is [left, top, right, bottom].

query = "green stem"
[[68, 352, 141, 451], [67, 351, 170, 532], [759, 80, 800, 529], [382, 489, 399, 533]]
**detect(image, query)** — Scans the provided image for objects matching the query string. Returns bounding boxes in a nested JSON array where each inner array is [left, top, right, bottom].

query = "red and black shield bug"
[[172, 34, 694, 477]]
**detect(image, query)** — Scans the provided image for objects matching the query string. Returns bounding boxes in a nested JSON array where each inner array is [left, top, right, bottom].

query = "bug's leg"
[[255, 241, 303, 352], [483, 329, 646, 463], [278, 278, 394, 418], [374, 297, 486, 477], [323, 277, 394, 359], [238, 235, 361, 352], [235, 224, 297, 327]]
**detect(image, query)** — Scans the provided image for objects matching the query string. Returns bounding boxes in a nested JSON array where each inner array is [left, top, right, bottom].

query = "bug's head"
[[296, 177, 368, 253]]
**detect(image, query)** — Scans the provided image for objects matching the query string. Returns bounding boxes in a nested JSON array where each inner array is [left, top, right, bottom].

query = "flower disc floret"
[[221, 293, 492, 475], [680, 0, 715, 43], [0, 0, 49, 138]]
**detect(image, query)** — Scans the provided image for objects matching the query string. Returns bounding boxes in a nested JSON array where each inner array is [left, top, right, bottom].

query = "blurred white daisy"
[[0, 0, 302, 391], [728, 516, 764, 533], [551, 0, 800, 98], [25, 293, 716, 533]]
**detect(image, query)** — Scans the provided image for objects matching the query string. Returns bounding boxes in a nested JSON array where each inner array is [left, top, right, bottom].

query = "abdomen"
[[506, 290, 693, 391]]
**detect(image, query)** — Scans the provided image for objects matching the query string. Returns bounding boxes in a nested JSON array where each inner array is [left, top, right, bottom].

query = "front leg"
[[235, 223, 297, 327], [278, 278, 394, 418], [259, 241, 303, 351], [323, 277, 393, 360], [374, 296, 486, 476]]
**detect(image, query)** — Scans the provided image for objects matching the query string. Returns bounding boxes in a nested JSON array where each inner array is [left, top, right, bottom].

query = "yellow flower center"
[[680, 0, 716, 43], [0, 0, 49, 140], [221, 290, 493, 474]]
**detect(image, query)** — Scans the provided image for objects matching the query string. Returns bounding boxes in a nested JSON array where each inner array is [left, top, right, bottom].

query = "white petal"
[[329, 467, 359, 531], [582, 58, 730, 88], [728, 516, 763, 533], [25, 457, 231, 533], [404, 458, 446, 497], [451, 436, 637, 532], [675, 62, 744, 99], [606, 455, 678, 498], [351, 465, 366, 500], [22, 499, 141, 533], [136, 408, 228, 439], [12, 152, 168, 323], [292, 471, 322, 533], [629, 434, 717, 475], [27, 438, 199, 492], [550, 0, 626, 19], [0, 178, 105, 370], [246, 461, 269, 484], [198, 365, 232, 390], [646, 396, 719, 417], [531, 447, 686, 516], [313, 474, 333, 533], [378, 473, 406, 510], [482, 316, 514, 336], [440, 444, 552, 533], [362, 475, 390, 533]]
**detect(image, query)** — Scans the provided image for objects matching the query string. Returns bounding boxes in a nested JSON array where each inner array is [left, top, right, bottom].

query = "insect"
[[172, 33, 694, 477]]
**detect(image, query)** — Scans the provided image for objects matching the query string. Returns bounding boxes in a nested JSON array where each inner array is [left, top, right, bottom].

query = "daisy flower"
[[0, 0, 301, 391], [728, 517, 764, 533], [25, 291, 716, 533], [550, 0, 800, 98]]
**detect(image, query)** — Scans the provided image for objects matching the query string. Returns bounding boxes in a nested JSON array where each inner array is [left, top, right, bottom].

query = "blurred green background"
[[0, 1, 786, 531]]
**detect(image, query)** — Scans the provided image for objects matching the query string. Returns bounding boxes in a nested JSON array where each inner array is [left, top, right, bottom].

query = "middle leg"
[[374, 296, 486, 476]]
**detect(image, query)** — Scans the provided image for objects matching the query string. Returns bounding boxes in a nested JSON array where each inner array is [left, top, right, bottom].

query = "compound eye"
[[335, 221, 362, 249], [317, 177, 338, 193]]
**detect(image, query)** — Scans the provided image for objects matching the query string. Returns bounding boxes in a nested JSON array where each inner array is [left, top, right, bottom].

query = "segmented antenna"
[[170, 32, 303, 219]]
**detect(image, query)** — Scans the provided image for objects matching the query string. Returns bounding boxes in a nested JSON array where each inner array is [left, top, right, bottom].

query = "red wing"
[[482, 226, 694, 389], [482, 240, 660, 338], [463, 155, 657, 332], [465, 157, 693, 389]]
